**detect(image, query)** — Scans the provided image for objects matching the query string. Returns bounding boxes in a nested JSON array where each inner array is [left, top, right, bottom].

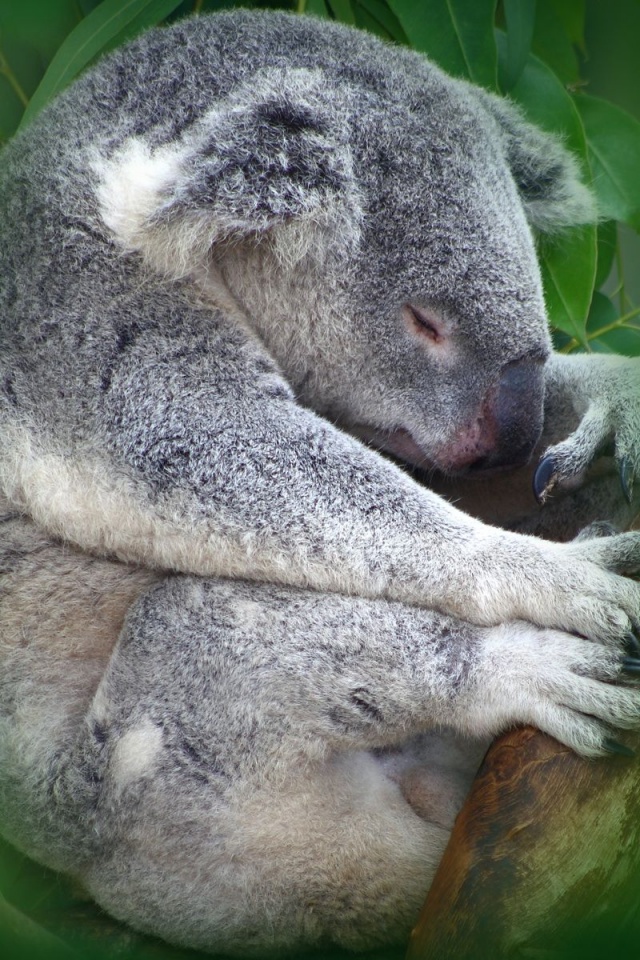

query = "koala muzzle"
[[428, 358, 545, 475], [464, 358, 546, 473]]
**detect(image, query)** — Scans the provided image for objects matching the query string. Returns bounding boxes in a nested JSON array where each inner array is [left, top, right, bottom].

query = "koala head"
[[206, 51, 593, 477], [102, 15, 594, 477]]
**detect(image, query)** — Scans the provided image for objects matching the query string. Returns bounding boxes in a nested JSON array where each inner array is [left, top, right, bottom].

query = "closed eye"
[[402, 303, 445, 344]]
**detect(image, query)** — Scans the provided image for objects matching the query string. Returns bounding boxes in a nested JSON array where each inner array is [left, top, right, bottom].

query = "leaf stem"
[[615, 241, 629, 316], [587, 305, 640, 340], [0, 46, 29, 108], [297, 0, 307, 13], [559, 304, 640, 353], [194, 0, 204, 12]]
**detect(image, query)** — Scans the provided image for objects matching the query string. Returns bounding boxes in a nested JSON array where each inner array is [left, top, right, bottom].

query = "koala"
[[1, 8, 640, 956]]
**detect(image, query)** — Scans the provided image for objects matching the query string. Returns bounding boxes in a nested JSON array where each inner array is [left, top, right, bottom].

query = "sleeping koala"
[[1, 8, 640, 955]]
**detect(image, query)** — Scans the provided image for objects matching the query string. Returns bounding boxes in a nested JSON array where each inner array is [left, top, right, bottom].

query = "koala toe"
[[530, 703, 630, 758], [618, 455, 635, 504]]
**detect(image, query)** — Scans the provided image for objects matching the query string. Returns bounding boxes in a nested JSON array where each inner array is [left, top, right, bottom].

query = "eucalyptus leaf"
[[595, 220, 617, 289], [500, 0, 535, 91], [304, 0, 331, 15], [327, 0, 356, 25], [575, 93, 640, 232], [387, 0, 498, 90], [599, 325, 640, 357], [551, 0, 586, 51], [499, 41, 587, 158], [586, 292, 640, 356], [531, 0, 580, 84], [20, 0, 186, 128], [353, 0, 409, 43], [540, 226, 596, 343], [586, 289, 618, 337], [499, 44, 596, 340], [0, 1, 82, 63]]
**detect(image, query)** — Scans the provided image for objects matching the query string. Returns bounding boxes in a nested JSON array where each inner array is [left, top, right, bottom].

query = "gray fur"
[[1, 506, 637, 955], [2, 9, 640, 955]]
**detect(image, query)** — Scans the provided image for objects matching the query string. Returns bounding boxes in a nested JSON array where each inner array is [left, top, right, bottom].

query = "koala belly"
[[0, 504, 483, 955]]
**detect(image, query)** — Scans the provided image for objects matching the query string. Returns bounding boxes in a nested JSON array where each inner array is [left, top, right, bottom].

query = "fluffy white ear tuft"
[[93, 139, 184, 258]]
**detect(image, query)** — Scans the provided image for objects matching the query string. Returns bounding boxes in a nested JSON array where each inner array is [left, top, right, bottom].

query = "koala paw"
[[534, 356, 640, 506], [465, 623, 640, 757], [539, 532, 640, 643], [479, 528, 640, 646]]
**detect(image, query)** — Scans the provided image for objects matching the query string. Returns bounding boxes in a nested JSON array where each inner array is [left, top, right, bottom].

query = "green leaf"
[[600, 323, 640, 357], [531, 0, 580, 83], [353, 0, 409, 42], [551, 0, 586, 51], [304, 0, 331, 16], [587, 291, 617, 332], [20, 0, 185, 128], [574, 93, 640, 232], [327, 0, 356, 24], [499, 0, 535, 92], [500, 46, 596, 341], [586, 291, 640, 357], [0, 1, 82, 63], [595, 219, 617, 289], [500, 42, 587, 158], [539, 226, 596, 343], [387, 0, 498, 90]]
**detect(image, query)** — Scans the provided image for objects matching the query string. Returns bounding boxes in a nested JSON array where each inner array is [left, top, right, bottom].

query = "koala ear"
[[95, 67, 361, 277], [479, 92, 597, 234]]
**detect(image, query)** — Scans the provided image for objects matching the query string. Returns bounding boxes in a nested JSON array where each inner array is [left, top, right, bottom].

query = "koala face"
[[329, 90, 551, 476], [214, 63, 561, 478]]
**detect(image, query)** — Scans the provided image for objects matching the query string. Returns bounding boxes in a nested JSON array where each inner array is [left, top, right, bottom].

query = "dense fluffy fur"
[[1, 9, 640, 955]]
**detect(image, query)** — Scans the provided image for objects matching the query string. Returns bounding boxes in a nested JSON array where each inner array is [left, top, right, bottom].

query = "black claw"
[[619, 456, 635, 505], [622, 657, 640, 675], [533, 455, 558, 505], [603, 738, 636, 758], [624, 632, 640, 657]]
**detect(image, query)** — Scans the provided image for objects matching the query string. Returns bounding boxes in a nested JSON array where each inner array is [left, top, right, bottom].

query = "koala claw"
[[622, 656, 640, 676], [533, 453, 558, 504], [602, 738, 636, 758], [619, 455, 635, 505], [624, 632, 640, 657]]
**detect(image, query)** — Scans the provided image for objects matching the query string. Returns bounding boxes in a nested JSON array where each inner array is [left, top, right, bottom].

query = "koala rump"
[[2, 7, 640, 959]]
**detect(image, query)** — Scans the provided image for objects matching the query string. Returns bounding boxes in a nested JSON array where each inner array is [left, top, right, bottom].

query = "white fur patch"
[[93, 139, 182, 256], [93, 136, 245, 284], [111, 719, 163, 786]]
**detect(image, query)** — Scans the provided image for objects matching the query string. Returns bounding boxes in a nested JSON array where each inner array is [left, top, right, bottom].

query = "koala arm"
[[535, 352, 640, 504], [6, 292, 640, 646]]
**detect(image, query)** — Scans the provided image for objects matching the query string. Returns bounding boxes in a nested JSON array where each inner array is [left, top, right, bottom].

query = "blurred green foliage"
[[1, 0, 640, 352], [1, 1, 640, 957]]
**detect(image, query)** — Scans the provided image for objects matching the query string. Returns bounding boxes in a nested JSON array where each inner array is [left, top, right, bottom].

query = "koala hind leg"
[[0, 521, 482, 955]]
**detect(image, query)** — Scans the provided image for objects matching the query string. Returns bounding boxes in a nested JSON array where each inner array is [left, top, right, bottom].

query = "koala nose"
[[472, 359, 545, 471], [425, 358, 546, 474]]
